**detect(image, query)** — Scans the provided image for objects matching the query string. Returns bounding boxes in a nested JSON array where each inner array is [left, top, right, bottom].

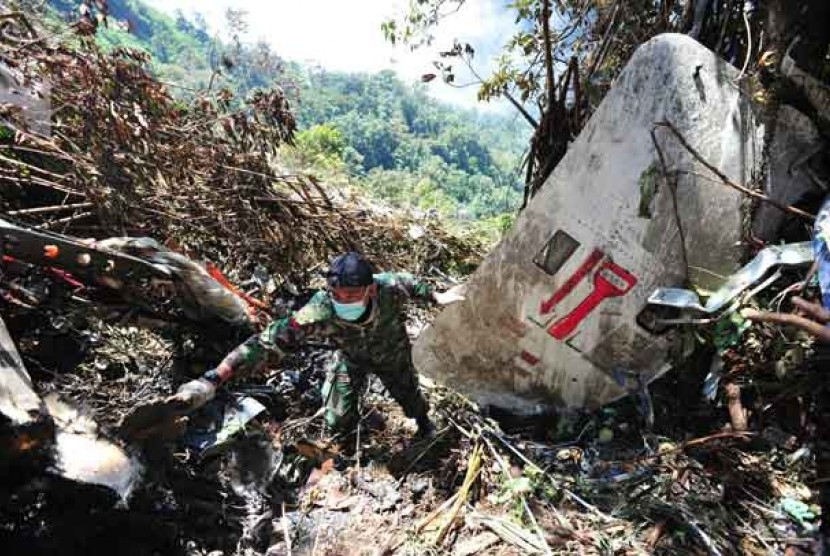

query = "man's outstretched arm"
[[374, 272, 465, 305], [175, 291, 335, 408]]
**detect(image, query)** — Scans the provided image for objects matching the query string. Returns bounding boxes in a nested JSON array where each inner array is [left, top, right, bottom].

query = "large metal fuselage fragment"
[[414, 34, 763, 412]]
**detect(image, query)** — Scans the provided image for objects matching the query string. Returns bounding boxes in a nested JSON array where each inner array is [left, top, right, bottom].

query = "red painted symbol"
[[539, 249, 603, 316], [548, 260, 637, 340]]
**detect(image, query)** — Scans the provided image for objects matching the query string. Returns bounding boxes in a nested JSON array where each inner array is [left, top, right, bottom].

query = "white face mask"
[[332, 299, 368, 321]]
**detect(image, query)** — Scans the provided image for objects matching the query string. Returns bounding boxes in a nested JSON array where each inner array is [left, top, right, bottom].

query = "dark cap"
[[327, 252, 375, 288]]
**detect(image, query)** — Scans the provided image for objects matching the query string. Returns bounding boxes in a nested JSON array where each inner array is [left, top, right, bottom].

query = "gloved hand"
[[169, 377, 216, 410], [120, 376, 216, 441]]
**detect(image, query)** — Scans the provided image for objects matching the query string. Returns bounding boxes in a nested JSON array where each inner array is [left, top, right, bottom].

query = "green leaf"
[[637, 163, 659, 218]]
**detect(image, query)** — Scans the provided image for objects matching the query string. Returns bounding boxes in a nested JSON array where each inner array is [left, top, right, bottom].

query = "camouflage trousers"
[[320, 350, 429, 433]]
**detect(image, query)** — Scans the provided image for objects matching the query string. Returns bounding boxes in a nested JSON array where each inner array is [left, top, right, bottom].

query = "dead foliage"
[[0, 13, 484, 289]]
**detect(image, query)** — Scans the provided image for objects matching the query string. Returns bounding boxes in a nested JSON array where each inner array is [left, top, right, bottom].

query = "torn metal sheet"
[[183, 395, 267, 458], [0, 316, 43, 426], [648, 242, 813, 314], [649, 270, 787, 326], [53, 431, 141, 501], [97, 237, 254, 327], [0, 218, 173, 287]]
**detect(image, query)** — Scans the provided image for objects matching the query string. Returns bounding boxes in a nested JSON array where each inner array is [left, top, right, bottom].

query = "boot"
[[415, 415, 436, 439]]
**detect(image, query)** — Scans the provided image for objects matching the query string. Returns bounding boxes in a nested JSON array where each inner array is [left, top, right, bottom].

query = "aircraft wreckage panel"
[[414, 34, 763, 412]]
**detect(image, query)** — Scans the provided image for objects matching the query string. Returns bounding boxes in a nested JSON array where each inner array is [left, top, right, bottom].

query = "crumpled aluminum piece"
[[97, 237, 252, 326], [648, 242, 814, 314], [702, 357, 723, 401], [183, 395, 266, 459]]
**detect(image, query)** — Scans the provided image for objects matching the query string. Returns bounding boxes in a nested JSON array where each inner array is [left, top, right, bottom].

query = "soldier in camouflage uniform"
[[173, 252, 465, 437]]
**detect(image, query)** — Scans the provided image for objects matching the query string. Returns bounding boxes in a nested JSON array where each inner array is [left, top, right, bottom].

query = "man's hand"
[[168, 377, 216, 410], [741, 296, 830, 343], [432, 284, 467, 306], [120, 376, 217, 441]]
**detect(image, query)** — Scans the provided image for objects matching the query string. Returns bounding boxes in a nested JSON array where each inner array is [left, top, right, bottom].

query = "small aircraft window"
[[534, 230, 579, 276]]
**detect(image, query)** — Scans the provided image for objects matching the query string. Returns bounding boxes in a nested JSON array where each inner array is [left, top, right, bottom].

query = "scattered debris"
[[183, 396, 267, 459], [649, 242, 814, 314], [1, 315, 141, 501], [1, 12, 830, 556]]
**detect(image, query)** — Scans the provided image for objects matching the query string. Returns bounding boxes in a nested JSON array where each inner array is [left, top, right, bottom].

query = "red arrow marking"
[[539, 248, 604, 315], [548, 260, 637, 340]]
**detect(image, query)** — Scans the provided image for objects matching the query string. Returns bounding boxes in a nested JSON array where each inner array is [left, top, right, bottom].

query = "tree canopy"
[[46, 0, 530, 220]]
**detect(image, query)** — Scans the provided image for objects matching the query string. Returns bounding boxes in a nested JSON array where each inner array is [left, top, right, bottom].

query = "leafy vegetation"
[[46, 0, 530, 220], [285, 65, 527, 217]]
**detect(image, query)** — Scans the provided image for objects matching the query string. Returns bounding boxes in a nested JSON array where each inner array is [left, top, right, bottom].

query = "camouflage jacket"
[[213, 272, 434, 382]]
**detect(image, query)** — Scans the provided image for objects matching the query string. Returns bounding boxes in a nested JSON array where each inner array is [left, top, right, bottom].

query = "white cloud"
[[141, 0, 516, 110]]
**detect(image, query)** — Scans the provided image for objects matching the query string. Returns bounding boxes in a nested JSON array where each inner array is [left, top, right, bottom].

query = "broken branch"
[[34, 211, 94, 229], [741, 307, 830, 343], [7, 202, 93, 216], [654, 121, 816, 221]]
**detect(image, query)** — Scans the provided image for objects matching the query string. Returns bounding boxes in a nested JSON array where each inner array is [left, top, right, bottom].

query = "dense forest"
[[46, 0, 529, 222]]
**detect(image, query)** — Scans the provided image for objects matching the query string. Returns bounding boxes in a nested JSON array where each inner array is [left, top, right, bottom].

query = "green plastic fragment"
[[780, 497, 817, 524]]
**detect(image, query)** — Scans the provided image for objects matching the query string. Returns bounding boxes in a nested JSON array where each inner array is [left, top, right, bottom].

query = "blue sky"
[[142, 0, 516, 109]]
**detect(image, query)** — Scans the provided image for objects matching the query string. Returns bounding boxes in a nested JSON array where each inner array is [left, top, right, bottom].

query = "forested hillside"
[[47, 0, 529, 220]]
